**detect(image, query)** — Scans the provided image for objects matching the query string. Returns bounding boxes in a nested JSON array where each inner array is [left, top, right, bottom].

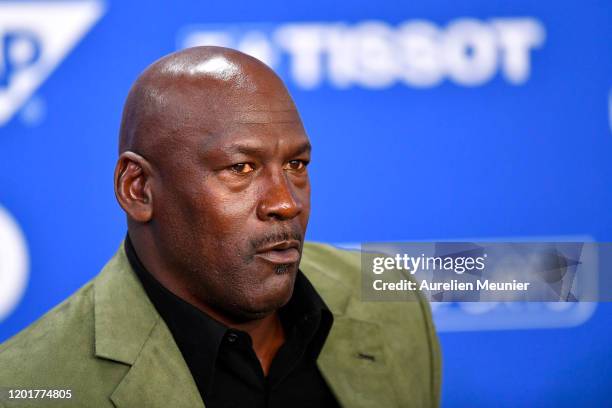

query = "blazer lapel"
[[318, 316, 399, 408], [94, 244, 204, 408], [110, 319, 204, 408], [301, 260, 399, 408]]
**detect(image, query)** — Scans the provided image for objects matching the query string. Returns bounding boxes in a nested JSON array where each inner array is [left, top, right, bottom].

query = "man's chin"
[[234, 269, 297, 321]]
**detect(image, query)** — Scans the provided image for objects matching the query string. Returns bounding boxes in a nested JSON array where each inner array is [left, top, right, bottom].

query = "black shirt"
[[125, 236, 340, 408]]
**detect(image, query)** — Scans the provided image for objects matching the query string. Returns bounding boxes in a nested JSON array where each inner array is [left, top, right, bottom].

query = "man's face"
[[149, 80, 311, 321]]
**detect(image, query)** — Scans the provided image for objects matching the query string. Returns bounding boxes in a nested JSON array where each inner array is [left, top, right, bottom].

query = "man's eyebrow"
[[223, 141, 312, 156], [228, 144, 267, 156], [290, 141, 312, 156]]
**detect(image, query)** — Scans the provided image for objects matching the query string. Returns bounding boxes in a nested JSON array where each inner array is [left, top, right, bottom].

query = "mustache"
[[249, 229, 304, 252]]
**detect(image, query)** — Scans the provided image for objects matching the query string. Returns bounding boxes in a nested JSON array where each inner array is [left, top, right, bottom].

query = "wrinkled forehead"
[[137, 74, 306, 163]]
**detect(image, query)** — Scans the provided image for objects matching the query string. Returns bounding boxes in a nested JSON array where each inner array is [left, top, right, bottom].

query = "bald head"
[[118, 46, 299, 161]]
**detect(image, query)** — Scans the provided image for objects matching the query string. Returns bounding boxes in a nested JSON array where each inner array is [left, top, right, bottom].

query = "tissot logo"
[[0, 1, 105, 126], [179, 18, 546, 90]]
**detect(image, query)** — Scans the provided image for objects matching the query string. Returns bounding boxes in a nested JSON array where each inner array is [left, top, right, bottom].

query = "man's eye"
[[230, 163, 255, 174], [284, 160, 308, 171]]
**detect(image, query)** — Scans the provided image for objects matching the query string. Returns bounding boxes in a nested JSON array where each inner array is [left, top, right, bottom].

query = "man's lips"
[[254, 240, 301, 264]]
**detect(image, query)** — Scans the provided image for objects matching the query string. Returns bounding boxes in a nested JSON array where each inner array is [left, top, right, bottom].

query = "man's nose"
[[256, 171, 304, 221]]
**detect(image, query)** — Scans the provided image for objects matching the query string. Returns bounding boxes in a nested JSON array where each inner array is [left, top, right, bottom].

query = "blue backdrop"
[[0, 1, 610, 406]]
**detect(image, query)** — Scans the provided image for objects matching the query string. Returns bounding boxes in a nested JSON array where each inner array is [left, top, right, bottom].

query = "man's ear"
[[114, 151, 154, 222]]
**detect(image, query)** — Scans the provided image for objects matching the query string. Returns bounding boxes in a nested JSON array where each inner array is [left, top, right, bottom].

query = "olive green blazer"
[[0, 242, 441, 407]]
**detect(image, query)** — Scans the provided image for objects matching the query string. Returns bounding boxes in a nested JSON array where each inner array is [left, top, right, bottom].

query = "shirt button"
[[226, 332, 239, 343]]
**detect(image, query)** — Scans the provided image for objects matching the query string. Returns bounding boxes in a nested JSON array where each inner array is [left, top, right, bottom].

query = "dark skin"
[[114, 47, 311, 375]]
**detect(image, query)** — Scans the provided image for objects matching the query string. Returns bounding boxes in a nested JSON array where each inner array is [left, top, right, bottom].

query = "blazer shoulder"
[[0, 272, 130, 407], [0, 281, 97, 386], [1, 281, 94, 349], [301, 242, 362, 292]]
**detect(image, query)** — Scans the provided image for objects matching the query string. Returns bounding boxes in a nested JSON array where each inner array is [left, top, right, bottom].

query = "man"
[[0, 47, 441, 407]]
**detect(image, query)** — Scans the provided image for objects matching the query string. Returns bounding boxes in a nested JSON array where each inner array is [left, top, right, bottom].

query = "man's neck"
[[234, 312, 286, 376]]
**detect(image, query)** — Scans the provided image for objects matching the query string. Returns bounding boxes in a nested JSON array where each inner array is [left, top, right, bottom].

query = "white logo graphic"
[[0, 1, 105, 126], [181, 18, 545, 90], [0, 205, 29, 322]]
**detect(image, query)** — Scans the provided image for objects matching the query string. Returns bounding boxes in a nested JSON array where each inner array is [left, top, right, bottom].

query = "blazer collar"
[[93, 243, 204, 408], [300, 251, 400, 407]]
